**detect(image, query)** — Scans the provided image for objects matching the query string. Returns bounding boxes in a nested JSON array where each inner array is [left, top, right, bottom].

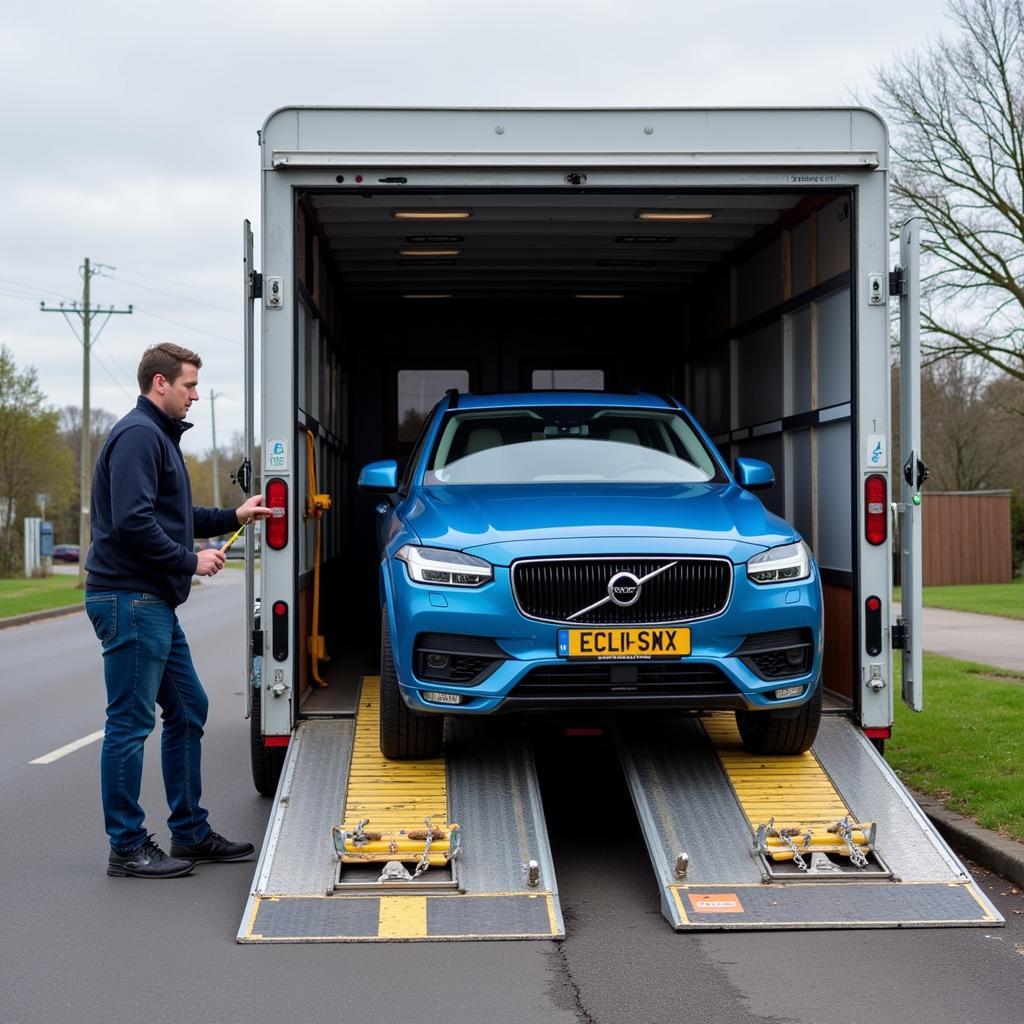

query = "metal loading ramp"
[[238, 677, 563, 943], [615, 713, 1003, 930]]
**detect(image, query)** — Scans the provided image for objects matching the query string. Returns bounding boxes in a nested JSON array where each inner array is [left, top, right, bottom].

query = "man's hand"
[[196, 548, 226, 576], [236, 494, 276, 525]]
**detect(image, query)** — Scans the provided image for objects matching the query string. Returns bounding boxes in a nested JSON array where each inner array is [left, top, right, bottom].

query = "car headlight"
[[396, 545, 493, 587], [747, 541, 811, 585]]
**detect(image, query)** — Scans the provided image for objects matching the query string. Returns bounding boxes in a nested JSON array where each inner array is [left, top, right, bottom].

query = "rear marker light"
[[265, 478, 288, 549], [271, 600, 288, 661], [865, 474, 888, 545], [264, 736, 290, 748], [865, 594, 883, 655], [864, 727, 891, 740]]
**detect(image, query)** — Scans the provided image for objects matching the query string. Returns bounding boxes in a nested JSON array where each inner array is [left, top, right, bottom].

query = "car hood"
[[400, 483, 796, 566]]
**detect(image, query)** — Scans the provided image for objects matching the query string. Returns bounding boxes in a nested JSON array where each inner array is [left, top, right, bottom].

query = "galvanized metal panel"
[[446, 718, 561, 922], [812, 717, 968, 883], [615, 716, 761, 888], [263, 720, 354, 896]]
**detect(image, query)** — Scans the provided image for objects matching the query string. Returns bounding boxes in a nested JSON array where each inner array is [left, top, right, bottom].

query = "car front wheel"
[[735, 681, 822, 756], [379, 614, 443, 760]]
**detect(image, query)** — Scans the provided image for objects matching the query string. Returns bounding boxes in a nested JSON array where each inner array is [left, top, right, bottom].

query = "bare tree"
[[874, 0, 1024, 380]]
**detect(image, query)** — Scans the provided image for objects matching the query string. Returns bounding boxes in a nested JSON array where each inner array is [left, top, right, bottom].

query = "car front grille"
[[511, 557, 732, 624]]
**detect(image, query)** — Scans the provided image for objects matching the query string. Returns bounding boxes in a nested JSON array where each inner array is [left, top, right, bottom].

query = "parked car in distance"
[[51, 544, 80, 563], [359, 391, 824, 761]]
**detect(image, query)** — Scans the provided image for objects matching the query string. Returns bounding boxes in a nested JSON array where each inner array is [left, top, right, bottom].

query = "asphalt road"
[[2, 573, 1022, 1024]]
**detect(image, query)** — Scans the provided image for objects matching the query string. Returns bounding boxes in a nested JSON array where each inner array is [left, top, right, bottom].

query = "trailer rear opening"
[[283, 186, 858, 719]]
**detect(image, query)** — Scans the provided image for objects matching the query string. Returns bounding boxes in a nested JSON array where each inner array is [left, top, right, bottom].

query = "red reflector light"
[[865, 474, 888, 545], [273, 601, 287, 617], [264, 736, 290, 748], [265, 478, 288, 549], [867, 596, 881, 611], [863, 727, 891, 740]]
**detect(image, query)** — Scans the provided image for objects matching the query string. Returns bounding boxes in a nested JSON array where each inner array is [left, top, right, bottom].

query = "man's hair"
[[137, 343, 202, 393]]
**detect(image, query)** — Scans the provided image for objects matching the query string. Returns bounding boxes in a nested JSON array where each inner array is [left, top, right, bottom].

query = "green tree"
[[0, 346, 74, 575], [55, 405, 117, 545]]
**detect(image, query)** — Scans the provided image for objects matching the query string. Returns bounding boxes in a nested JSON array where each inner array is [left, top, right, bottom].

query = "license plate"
[[557, 627, 690, 660]]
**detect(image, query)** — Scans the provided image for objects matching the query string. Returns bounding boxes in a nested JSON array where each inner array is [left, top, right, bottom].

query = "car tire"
[[250, 682, 287, 796], [735, 680, 822, 756], [379, 613, 443, 760]]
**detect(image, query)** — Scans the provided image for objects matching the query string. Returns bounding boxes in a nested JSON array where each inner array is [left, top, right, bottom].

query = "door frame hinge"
[[251, 628, 264, 656], [249, 270, 263, 301], [889, 266, 906, 297], [891, 620, 909, 652]]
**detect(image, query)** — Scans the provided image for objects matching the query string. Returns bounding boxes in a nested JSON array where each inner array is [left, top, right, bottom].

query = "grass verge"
[[894, 577, 1024, 620], [0, 575, 83, 618], [889, 652, 1024, 841]]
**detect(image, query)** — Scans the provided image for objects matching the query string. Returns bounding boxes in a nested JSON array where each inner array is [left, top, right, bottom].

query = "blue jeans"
[[85, 590, 211, 853]]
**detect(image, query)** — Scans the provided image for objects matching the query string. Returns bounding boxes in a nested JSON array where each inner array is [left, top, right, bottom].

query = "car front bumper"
[[383, 555, 824, 716]]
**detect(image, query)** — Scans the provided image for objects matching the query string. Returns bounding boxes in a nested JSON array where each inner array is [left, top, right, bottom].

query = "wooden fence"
[[922, 491, 1012, 586]]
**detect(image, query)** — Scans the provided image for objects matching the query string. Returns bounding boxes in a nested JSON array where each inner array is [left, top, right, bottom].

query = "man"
[[85, 342, 273, 878]]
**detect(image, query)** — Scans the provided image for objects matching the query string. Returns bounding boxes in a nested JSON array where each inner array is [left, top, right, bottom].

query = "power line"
[[132, 306, 241, 346], [0, 275, 77, 302], [102, 273, 237, 315], [114, 266, 235, 300]]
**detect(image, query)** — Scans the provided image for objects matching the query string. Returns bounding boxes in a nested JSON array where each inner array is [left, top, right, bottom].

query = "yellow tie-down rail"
[[701, 714, 876, 870], [330, 677, 461, 880]]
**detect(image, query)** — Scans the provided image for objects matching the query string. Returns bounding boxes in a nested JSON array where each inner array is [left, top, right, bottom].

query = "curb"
[[0, 603, 83, 630], [915, 792, 1024, 888]]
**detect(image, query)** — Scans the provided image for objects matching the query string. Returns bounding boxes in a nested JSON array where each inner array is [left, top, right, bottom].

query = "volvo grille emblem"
[[608, 571, 642, 607], [566, 561, 678, 621]]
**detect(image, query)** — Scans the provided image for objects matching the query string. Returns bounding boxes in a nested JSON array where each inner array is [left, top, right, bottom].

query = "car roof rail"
[[445, 387, 461, 408], [632, 388, 680, 409]]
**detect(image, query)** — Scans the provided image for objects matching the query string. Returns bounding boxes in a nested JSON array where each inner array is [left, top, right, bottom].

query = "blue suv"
[[359, 391, 823, 759]]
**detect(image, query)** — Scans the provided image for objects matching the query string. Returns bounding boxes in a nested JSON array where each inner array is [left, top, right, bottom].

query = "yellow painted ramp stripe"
[[378, 896, 428, 938], [701, 713, 852, 832], [341, 677, 451, 860]]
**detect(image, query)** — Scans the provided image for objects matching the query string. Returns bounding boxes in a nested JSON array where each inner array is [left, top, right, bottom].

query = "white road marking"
[[30, 729, 105, 765]]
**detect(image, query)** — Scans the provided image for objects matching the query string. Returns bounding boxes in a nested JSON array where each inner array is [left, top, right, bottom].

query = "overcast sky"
[[0, 0, 954, 457]]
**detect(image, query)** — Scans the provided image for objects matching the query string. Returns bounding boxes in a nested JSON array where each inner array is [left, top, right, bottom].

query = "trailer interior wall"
[[284, 187, 858, 709]]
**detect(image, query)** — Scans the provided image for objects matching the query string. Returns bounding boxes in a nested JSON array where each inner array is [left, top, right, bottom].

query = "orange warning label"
[[688, 892, 744, 914]]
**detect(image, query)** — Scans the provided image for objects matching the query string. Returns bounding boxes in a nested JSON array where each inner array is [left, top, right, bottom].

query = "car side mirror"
[[358, 459, 399, 492], [735, 457, 774, 491]]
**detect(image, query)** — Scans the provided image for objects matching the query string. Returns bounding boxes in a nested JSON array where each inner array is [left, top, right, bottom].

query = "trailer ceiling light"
[[615, 235, 676, 244], [398, 249, 462, 257], [637, 211, 714, 221], [393, 211, 471, 220]]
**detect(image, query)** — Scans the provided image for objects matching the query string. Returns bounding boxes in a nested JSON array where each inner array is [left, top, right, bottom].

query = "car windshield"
[[425, 406, 721, 485]]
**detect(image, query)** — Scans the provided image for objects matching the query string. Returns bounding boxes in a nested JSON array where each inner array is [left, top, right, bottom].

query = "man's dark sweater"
[[85, 396, 238, 607]]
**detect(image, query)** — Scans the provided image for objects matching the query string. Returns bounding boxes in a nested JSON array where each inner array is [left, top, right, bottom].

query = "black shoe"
[[108, 837, 195, 878], [170, 829, 255, 863]]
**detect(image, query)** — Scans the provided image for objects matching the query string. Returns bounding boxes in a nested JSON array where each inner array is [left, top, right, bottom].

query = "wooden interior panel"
[[822, 582, 853, 699]]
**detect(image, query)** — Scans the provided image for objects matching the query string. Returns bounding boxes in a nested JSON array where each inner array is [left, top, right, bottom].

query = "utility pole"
[[210, 388, 221, 509], [41, 258, 133, 587]]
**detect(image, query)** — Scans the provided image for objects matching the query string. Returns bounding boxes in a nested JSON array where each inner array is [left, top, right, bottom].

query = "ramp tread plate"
[[242, 892, 560, 942], [669, 881, 999, 929]]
